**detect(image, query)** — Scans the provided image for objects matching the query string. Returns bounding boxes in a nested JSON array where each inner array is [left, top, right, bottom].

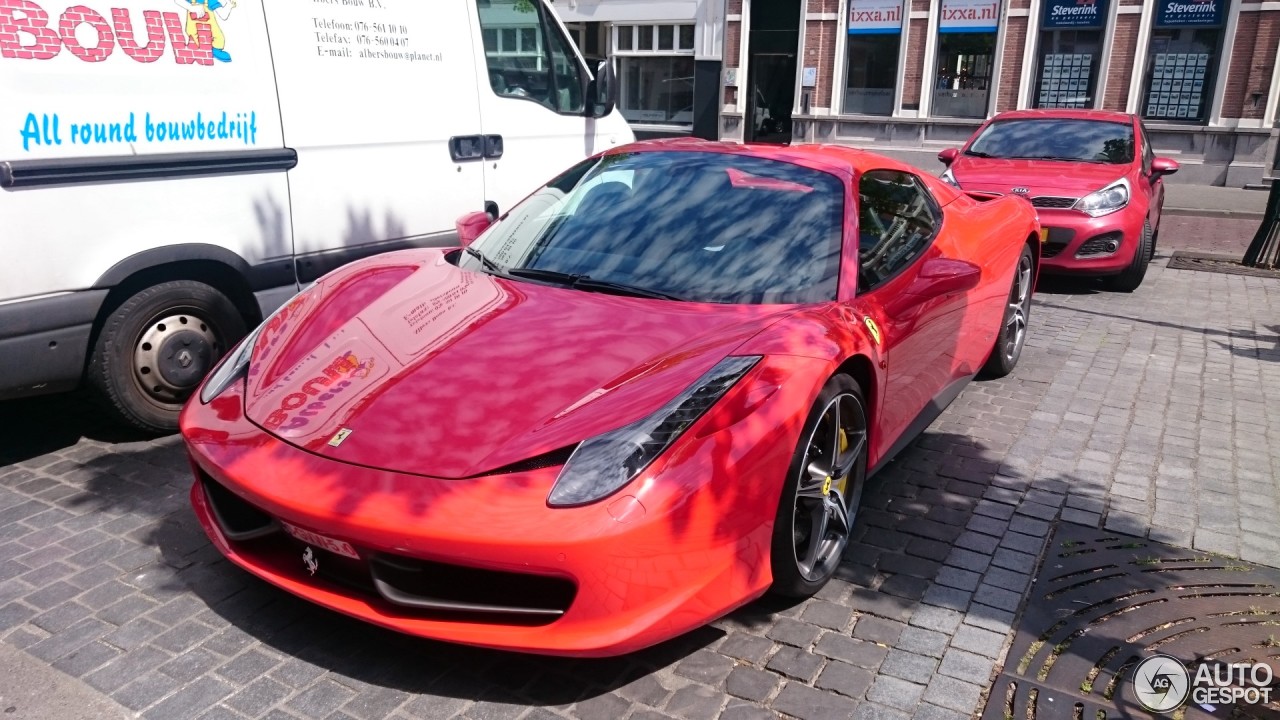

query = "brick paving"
[[1, 250, 1279, 720]]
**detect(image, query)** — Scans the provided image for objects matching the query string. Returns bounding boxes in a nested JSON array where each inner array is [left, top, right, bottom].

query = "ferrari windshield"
[[458, 151, 845, 304], [967, 119, 1134, 164]]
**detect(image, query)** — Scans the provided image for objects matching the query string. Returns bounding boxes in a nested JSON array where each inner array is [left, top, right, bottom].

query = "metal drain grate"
[[1166, 252, 1280, 279], [981, 523, 1280, 720]]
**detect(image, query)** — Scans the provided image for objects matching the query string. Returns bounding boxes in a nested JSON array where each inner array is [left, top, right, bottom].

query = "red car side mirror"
[[1151, 157, 1179, 178], [456, 211, 493, 247], [938, 148, 960, 166], [917, 257, 981, 296]]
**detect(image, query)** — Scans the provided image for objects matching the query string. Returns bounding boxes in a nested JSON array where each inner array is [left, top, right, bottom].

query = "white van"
[[0, 0, 632, 432]]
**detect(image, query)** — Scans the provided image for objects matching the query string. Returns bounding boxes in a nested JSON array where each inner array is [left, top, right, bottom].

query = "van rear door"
[[261, 0, 487, 282]]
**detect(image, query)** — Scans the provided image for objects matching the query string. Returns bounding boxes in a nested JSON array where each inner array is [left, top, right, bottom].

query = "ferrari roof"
[[609, 138, 926, 178]]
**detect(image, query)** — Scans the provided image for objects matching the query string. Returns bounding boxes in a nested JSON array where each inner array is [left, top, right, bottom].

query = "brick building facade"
[[716, 0, 1280, 186]]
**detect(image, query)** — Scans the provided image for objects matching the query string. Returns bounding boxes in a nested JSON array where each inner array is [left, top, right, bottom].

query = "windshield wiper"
[[505, 267, 686, 301], [573, 277, 687, 301], [464, 246, 504, 273], [964, 150, 994, 158]]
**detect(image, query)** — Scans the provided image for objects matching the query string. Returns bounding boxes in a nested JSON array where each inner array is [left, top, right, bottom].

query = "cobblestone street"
[[1, 248, 1278, 720]]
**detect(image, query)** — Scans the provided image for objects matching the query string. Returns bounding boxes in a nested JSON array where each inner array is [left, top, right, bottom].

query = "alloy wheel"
[[1004, 253, 1033, 363], [792, 391, 867, 582]]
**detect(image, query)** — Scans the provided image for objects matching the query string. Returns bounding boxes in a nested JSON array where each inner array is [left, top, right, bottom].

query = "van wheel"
[[88, 280, 246, 434]]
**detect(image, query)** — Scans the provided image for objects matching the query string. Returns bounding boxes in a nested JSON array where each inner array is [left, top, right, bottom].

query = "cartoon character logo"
[[175, 0, 235, 62]]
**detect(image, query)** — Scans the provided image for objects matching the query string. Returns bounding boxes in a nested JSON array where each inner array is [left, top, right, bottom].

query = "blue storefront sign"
[[1156, 0, 1224, 26], [1042, 0, 1106, 29]]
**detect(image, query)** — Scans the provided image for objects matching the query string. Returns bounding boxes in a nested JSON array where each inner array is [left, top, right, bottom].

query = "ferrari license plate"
[[280, 521, 359, 560]]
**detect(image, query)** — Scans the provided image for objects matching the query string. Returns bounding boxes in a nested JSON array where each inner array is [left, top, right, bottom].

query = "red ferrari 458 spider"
[[182, 139, 1041, 657]]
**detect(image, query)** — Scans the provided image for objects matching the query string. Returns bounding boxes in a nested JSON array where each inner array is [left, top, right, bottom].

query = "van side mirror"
[[586, 59, 617, 119], [1151, 157, 1179, 178], [456, 211, 492, 247], [938, 148, 959, 166]]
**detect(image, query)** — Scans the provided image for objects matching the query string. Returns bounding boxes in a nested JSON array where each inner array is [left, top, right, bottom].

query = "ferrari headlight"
[[199, 295, 298, 404], [1073, 179, 1129, 217], [199, 325, 261, 404], [940, 167, 959, 187], [547, 356, 761, 507]]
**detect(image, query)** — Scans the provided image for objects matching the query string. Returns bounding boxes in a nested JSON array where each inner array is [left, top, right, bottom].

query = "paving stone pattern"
[[1, 254, 1278, 719]]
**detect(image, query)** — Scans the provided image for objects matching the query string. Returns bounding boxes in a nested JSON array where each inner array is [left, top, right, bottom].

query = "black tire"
[[1146, 220, 1158, 262], [1105, 220, 1152, 293], [88, 280, 246, 434], [980, 244, 1034, 379], [770, 375, 869, 598]]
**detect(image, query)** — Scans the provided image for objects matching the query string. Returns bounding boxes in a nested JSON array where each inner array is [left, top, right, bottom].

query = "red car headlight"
[[1073, 178, 1130, 217], [546, 356, 761, 508]]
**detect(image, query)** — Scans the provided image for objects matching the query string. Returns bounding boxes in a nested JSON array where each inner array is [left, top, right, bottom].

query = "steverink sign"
[[1042, 0, 1106, 29], [1156, 0, 1224, 26]]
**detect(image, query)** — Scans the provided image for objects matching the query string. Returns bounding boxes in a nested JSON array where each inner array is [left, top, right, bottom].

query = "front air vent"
[[483, 445, 578, 476]]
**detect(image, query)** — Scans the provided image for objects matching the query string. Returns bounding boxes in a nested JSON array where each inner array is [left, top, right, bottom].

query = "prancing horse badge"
[[302, 547, 319, 576], [328, 428, 353, 447]]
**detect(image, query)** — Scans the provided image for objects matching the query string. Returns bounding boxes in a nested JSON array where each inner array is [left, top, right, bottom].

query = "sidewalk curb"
[[1164, 207, 1264, 220]]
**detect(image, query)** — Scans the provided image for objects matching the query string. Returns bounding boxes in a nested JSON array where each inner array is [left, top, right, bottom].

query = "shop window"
[[1142, 30, 1221, 123], [843, 0, 905, 115], [931, 0, 999, 118], [613, 23, 697, 127], [932, 32, 996, 118], [1141, 0, 1225, 123], [477, 0, 585, 115], [1033, 0, 1106, 109]]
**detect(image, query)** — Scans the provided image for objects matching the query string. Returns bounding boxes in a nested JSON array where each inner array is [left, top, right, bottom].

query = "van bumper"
[[0, 290, 107, 401]]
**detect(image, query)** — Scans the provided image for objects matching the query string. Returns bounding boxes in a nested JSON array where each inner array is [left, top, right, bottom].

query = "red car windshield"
[[966, 119, 1134, 164], [459, 151, 846, 304]]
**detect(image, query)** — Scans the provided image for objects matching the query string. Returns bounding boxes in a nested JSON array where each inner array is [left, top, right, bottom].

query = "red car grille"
[[199, 473, 575, 625], [1030, 196, 1078, 209]]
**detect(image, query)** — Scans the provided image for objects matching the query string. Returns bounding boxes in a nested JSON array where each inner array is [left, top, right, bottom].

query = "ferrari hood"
[[951, 158, 1127, 199], [242, 250, 794, 479]]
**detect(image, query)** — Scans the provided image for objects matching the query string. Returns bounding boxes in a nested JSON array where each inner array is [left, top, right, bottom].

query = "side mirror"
[[586, 58, 617, 119], [937, 147, 959, 166], [916, 257, 981, 296], [1151, 157, 1179, 178], [455, 211, 492, 247]]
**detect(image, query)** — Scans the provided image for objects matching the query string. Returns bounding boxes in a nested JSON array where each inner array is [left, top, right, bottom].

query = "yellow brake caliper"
[[832, 427, 850, 495]]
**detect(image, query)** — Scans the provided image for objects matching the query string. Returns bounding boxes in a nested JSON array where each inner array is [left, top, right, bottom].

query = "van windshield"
[[457, 151, 846, 304]]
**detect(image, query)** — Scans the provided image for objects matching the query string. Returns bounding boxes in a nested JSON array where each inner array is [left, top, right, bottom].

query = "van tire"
[[88, 280, 246, 435]]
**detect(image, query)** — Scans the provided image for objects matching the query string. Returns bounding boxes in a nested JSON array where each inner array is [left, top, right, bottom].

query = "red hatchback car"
[[938, 109, 1179, 291]]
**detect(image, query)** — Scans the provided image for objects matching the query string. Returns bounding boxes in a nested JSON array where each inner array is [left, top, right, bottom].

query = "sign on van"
[[0, 0, 234, 66]]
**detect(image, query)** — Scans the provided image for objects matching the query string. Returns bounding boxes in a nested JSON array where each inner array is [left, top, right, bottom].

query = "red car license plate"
[[280, 521, 360, 560]]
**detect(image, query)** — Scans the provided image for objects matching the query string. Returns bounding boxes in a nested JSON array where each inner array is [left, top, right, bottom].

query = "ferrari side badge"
[[863, 316, 882, 345], [328, 428, 353, 447]]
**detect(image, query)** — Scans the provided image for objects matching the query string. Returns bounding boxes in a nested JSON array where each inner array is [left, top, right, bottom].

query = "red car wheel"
[[770, 374, 868, 598]]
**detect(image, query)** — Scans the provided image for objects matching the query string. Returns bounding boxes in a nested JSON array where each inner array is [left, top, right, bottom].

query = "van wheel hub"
[[133, 314, 219, 403]]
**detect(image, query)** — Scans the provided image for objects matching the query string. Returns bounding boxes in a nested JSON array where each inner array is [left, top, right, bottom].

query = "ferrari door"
[[852, 169, 979, 461]]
